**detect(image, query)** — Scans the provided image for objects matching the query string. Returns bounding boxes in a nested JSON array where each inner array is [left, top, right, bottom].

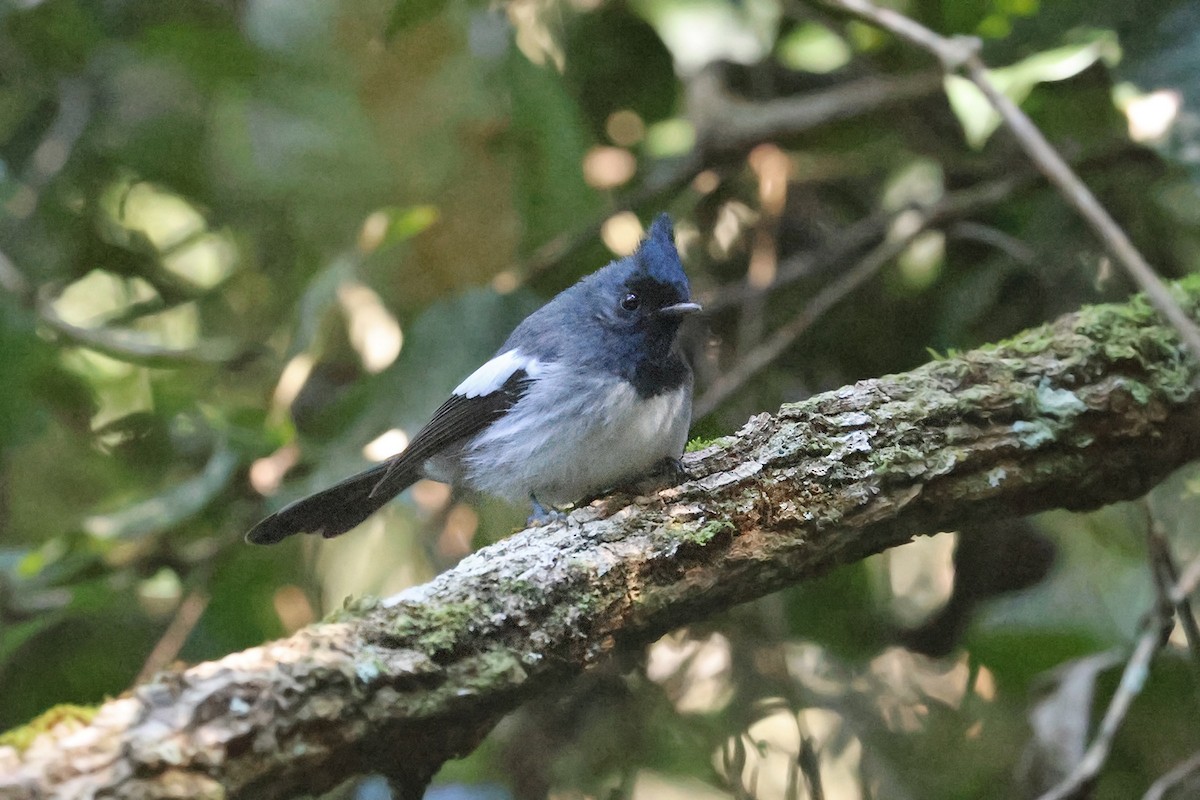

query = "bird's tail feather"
[[245, 461, 419, 545]]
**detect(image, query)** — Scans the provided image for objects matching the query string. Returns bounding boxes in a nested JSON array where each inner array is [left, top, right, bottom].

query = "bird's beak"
[[658, 301, 703, 317]]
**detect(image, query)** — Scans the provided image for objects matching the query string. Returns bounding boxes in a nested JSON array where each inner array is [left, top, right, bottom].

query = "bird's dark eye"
[[621, 292, 641, 311]]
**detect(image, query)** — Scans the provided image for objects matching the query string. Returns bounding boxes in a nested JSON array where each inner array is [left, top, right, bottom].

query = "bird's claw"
[[527, 494, 566, 527]]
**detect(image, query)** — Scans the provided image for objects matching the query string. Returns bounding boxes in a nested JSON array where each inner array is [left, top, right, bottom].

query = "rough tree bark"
[[4, 279, 1200, 800]]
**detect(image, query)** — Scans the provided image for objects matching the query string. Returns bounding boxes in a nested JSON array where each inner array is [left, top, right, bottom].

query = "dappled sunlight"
[[888, 532, 957, 627], [437, 503, 480, 561], [582, 146, 637, 190], [411, 479, 453, 513], [137, 567, 183, 619], [605, 109, 645, 147], [338, 280, 403, 373], [709, 200, 755, 259], [601, 211, 644, 256], [272, 354, 315, 412], [730, 707, 861, 800], [898, 230, 946, 290], [162, 233, 238, 290], [249, 444, 301, 496], [316, 509, 432, 612], [776, 22, 851, 73], [869, 648, 972, 721], [507, 0, 565, 70], [60, 349, 154, 433], [272, 585, 316, 634], [110, 181, 206, 250], [52, 271, 157, 327], [630, 771, 730, 799], [101, 180, 238, 290], [643, 0, 780, 75], [647, 631, 734, 714], [491, 270, 520, 294], [643, 117, 696, 158], [362, 428, 409, 462], [1120, 87, 1182, 143]]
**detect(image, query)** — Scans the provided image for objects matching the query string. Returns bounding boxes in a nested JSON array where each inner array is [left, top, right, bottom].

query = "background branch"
[[818, 0, 1200, 368]]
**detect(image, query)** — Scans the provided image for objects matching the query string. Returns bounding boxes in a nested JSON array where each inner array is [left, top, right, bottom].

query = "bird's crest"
[[628, 213, 689, 297]]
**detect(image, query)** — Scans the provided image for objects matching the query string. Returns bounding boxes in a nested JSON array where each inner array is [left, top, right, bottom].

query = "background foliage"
[[3, 0, 1200, 797]]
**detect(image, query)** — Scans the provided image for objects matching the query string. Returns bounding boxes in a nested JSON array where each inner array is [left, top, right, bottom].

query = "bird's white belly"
[[457, 367, 691, 504]]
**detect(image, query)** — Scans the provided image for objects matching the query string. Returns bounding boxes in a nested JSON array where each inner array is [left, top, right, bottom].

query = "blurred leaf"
[[563, 6, 678, 136], [946, 36, 1116, 148], [208, 78, 393, 233], [386, 0, 449, 37], [1019, 649, 1123, 792], [80, 443, 239, 541], [138, 22, 260, 86], [781, 561, 890, 660], [4, 0, 103, 72], [1117, 4, 1200, 182], [504, 51, 602, 253], [364, 205, 440, 253], [0, 303, 54, 449]]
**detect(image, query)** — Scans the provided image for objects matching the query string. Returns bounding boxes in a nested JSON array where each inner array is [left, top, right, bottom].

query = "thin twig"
[[695, 201, 938, 417], [1142, 501, 1200, 683], [1173, 553, 1200, 605], [695, 174, 1026, 417], [523, 69, 943, 280], [36, 288, 244, 367], [689, 67, 944, 154], [700, 208, 893, 315], [947, 220, 1037, 265], [798, 736, 825, 800], [1036, 620, 1165, 800], [134, 588, 210, 685], [702, 173, 1026, 316], [1143, 750, 1200, 800], [1033, 508, 1200, 800], [819, 0, 1200, 370]]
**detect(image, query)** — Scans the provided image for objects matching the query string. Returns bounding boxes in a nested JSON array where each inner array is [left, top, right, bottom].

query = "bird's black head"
[[585, 214, 700, 394], [600, 214, 700, 333]]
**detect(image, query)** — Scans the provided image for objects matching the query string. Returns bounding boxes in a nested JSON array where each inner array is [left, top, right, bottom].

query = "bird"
[[246, 214, 701, 545]]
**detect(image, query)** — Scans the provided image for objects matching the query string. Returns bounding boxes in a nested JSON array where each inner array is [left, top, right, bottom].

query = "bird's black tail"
[[245, 461, 419, 545]]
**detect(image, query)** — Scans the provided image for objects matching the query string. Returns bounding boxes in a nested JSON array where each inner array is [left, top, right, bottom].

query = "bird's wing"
[[369, 350, 541, 497], [245, 350, 540, 545]]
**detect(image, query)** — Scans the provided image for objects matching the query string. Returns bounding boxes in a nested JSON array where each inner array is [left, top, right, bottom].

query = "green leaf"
[[386, 0, 449, 37], [946, 36, 1116, 148], [80, 444, 239, 541]]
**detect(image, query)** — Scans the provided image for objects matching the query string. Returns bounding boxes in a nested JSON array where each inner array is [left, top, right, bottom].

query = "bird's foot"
[[526, 494, 566, 527], [611, 457, 693, 498]]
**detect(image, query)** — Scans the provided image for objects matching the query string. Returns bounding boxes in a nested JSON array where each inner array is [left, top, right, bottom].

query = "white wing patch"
[[453, 349, 542, 398]]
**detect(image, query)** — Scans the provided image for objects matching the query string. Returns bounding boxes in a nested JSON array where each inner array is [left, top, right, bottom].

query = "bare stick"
[[703, 174, 1028, 314], [1142, 502, 1200, 684], [1144, 750, 1200, 800], [695, 223, 915, 417], [693, 176, 1023, 416], [134, 589, 211, 686], [819, 0, 1200, 369], [1036, 506, 1200, 800], [523, 70, 942, 279]]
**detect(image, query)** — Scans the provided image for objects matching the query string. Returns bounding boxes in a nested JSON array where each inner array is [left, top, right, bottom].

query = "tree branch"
[[818, 0, 1200, 369], [7, 279, 1200, 799]]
